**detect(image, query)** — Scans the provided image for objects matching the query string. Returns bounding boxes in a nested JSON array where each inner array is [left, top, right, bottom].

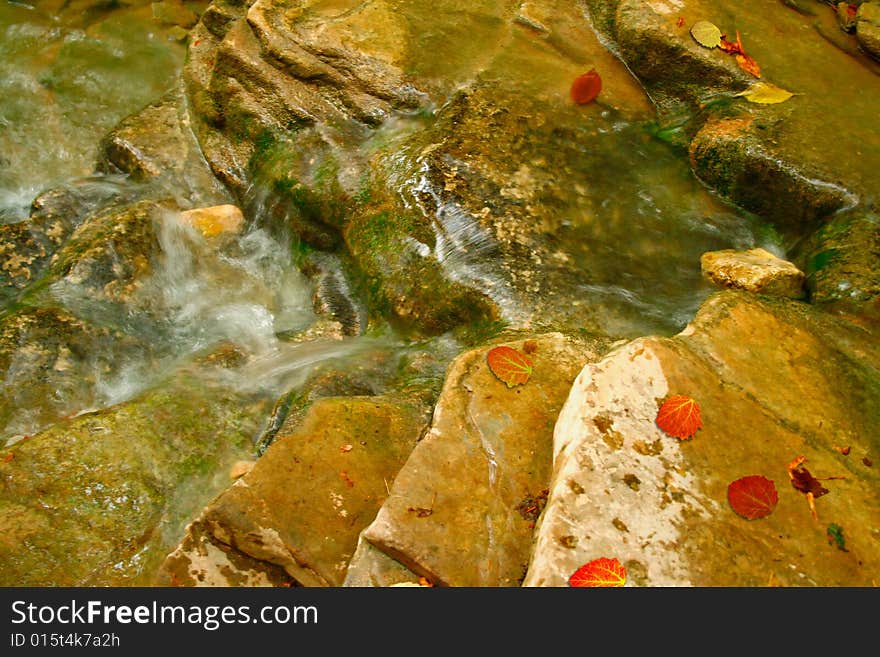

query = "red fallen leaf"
[[569, 557, 626, 587], [787, 457, 829, 498], [847, 3, 858, 17], [727, 475, 778, 519], [340, 470, 355, 488], [570, 69, 602, 105], [736, 53, 762, 78], [487, 345, 533, 388], [676, 16, 685, 28], [655, 395, 702, 440], [1, 453, 13, 463]]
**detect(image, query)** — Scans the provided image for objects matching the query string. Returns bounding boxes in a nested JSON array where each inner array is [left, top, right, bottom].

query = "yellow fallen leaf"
[[691, 21, 722, 48], [734, 81, 795, 104]]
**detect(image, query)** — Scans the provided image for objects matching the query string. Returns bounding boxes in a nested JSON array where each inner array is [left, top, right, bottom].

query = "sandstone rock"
[[700, 247, 805, 298], [525, 290, 880, 586], [179, 204, 245, 237], [361, 332, 606, 587], [159, 396, 426, 586], [342, 535, 424, 587], [97, 87, 232, 208], [156, 517, 296, 586]]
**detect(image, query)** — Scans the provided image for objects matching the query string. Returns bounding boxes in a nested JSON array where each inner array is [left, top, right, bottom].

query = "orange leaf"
[[736, 53, 761, 78], [568, 557, 626, 587], [487, 345, 533, 388], [570, 70, 602, 105], [655, 395, 702, 440], [1, 453, 13, 463], [719, 36, 743, 54], [727, 475, 778, 519]]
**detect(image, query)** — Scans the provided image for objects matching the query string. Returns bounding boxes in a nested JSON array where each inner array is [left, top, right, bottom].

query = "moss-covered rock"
[[0, 367, 270, 586]]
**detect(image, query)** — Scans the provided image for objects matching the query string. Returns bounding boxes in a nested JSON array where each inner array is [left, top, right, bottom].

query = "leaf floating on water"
[[570, 69, 602, 104], [735, 53, 762, 78], [735, 81, 794, 104], [727, 475, 778, 519], [656, 394, 703, 440], [691, 20, 722, 48], [487, 345, 534, 388], [569, 557, 626, 587]]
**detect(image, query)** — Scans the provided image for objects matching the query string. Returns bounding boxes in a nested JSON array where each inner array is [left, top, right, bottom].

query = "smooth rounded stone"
[[700, 247, 805, 298], [179, 204, 245, 237], [525, 290, 880, 587], [857, 2, 880, 59]]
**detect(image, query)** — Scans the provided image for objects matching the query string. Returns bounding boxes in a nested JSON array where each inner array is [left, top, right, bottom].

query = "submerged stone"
[[0, 369, 269, 586]]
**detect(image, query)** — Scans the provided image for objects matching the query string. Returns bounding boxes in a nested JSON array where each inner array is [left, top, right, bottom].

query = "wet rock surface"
[[0, 366, 270, 586], [526, 291, 880, 586], [1, 0, 879, 588]]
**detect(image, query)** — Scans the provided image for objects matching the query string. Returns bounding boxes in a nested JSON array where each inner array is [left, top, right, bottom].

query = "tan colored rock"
[[700, 247, 805, 298], [179, 204, 245, 237], [342, 535, 424, 587], [525, 291, 880, 587], [161, 396, 425, 587], [156, 520, 296, 587], [361, 333, 604, 587]]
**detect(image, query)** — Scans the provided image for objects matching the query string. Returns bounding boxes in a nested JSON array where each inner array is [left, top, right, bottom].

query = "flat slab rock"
[[525, 291, 880, 586], [158, 395, 425, 587], [361, 332, 604, 587]]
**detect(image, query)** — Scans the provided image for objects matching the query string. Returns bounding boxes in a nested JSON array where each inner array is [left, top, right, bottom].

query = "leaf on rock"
[[656, 395, 703, 440], [789, 463, 829, 498], [571, 69, 602, 104], [691, 21, 722, 48], [735, 53, 762, 78], [735, 81, 793, 104], [568, 557, 626, 587], [727, 475, 779, 519], [487, 345, 534, 388]]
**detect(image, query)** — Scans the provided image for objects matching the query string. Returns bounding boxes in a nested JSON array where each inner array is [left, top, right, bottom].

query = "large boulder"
[[525, 290, 880, 586]]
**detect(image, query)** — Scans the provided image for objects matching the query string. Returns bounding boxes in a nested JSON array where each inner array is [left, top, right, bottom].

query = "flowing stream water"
[[0, 1, 777, 444]]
